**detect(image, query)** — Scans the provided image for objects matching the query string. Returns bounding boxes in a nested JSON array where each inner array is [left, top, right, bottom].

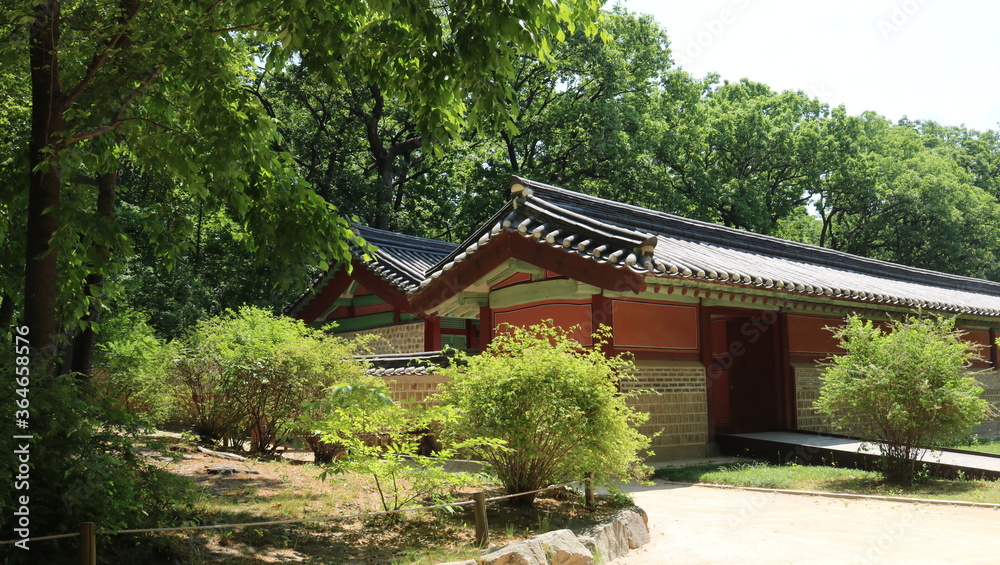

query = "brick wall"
[[622, 361, 709, 456], [337, 322, 425, 355]]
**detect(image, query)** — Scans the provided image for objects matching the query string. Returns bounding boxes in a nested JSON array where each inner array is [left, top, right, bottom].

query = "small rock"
[[206, 465, 239, 475]]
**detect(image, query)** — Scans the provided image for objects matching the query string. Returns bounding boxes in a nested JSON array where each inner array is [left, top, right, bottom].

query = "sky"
[[612, 0, 1000, 132]]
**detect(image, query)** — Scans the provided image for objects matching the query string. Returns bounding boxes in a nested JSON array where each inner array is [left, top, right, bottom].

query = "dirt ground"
[[610, 481, 1000, 565]]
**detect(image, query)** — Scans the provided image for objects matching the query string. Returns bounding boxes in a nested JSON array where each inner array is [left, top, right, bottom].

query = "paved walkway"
[[728, 431, 1000, 476], [609, 481, 1000, 565]]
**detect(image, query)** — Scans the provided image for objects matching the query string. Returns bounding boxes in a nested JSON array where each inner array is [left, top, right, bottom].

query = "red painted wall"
[[612, 300, 699, 350], [493, 300, 593, 345], [787, 314, 843, 358]]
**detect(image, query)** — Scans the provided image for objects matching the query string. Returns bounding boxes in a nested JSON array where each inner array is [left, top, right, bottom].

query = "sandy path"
[[610, 481, 1000, 565]]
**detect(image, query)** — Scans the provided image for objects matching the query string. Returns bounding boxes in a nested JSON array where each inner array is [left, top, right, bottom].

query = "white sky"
[[612, 0, 1000, 132]]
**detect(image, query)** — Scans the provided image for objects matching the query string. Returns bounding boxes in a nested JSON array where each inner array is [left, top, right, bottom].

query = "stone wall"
[[382, 373, 448, 405], [337, 321, 425, 355], [972, 370, 1000, 438], [794, 363, 1000, 438], [793, 363, 833, 434], [622, 361, 710, 459]]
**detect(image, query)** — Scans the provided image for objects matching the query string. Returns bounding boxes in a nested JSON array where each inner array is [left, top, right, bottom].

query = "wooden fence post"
[[585, 474, 595, 511], [473, 491, 488, 548], [79, 522, 96, 565]]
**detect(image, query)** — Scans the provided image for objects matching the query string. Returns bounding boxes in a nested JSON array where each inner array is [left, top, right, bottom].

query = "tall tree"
[[4, 0, 604, 372], [652, 78, 829, 234]]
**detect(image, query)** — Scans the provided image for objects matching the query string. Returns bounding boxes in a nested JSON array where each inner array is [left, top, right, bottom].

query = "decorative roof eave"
[[638, 264, 1000, 319], [285, 264, 347, 318]]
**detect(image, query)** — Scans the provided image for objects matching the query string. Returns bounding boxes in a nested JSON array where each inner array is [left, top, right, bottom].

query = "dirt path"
[[610, 481, 1000, 565]]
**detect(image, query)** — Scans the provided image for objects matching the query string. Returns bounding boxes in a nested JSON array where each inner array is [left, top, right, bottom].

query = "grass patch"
[[654, 459, 1000, 504], [949, 437, 1000, 456]]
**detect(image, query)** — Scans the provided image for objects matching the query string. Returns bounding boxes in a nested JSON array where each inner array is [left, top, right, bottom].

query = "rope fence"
[[0, 478, 594, 562]]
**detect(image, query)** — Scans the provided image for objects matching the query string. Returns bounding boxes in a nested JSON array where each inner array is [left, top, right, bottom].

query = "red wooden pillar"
[[698, 304, 716, 442], [479, 305, 493, 350], [424, 315, 441, 351], [776, 311, 796, 430], [991, 328, 998, 370]]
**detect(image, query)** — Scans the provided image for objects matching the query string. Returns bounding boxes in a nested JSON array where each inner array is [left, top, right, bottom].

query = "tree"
[[813, 116, 1000, 280], [652, 78, 829, 234], [4, 0, 604, 371], [311, 383, 481, 516], [436, 322, 651, 506], [814, 315, 991, 483]]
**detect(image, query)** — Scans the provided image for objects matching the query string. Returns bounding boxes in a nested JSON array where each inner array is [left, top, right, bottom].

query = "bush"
[[170, 306, 368, 454], [815, 315, 992, 483], [435, 322, 651, 505], [92, 309, 178, 427]]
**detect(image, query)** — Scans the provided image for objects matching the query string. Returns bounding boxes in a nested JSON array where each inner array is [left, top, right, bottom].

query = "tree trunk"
[[70, 170, 117, 378], [0, 292, 13, 336], [26, 0, 64, 366]]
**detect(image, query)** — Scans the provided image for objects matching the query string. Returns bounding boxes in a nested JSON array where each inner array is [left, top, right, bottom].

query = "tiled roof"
[[285, 226, 457, 316], [418, 176, 1000, 317], [358, 350, 449, 376], [353, 226, 458, 293]]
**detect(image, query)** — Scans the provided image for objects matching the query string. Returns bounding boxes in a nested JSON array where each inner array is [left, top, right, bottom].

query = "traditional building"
[[290, 177, 1000, 459]]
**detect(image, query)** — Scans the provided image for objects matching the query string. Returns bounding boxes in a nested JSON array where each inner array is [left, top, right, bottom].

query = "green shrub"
[[311, 383, 482, 516], [170, 306, 368, 454], [435, 322, 652, 505], [815, 315, 992, 483], [92, 309, 178, 427]]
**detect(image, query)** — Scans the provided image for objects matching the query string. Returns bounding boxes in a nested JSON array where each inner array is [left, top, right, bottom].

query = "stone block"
[[479, 539, 547, 565], [533, 529, 594, 565]]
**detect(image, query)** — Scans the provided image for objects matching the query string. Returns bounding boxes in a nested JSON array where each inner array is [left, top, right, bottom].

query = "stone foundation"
[[972, 370, 1000, 438], [793, 363, 834, 434], [623, 361, 710, 460]]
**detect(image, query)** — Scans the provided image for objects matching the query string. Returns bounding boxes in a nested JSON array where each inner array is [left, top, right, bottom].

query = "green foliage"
[[814, 315, 992, 483], [92, 308, 178, 426], [0, 368, 194, 561], [170, 307, 368, 454], [312, 383, 482, 516], [436, 322, 651, 505]]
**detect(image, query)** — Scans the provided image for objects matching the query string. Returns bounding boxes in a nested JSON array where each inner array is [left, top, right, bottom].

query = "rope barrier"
[[0, 478, 587, 543], [0, 532, 80, 545]]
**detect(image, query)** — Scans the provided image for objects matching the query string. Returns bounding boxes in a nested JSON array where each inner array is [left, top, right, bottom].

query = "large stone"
[[437, 561, 476, 565], [479, 539, 547, 565], [614, 509, 651, 549], [576, 508, 650, 562], [533, 529, 594, 565], [577, 520, 629, 562]]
